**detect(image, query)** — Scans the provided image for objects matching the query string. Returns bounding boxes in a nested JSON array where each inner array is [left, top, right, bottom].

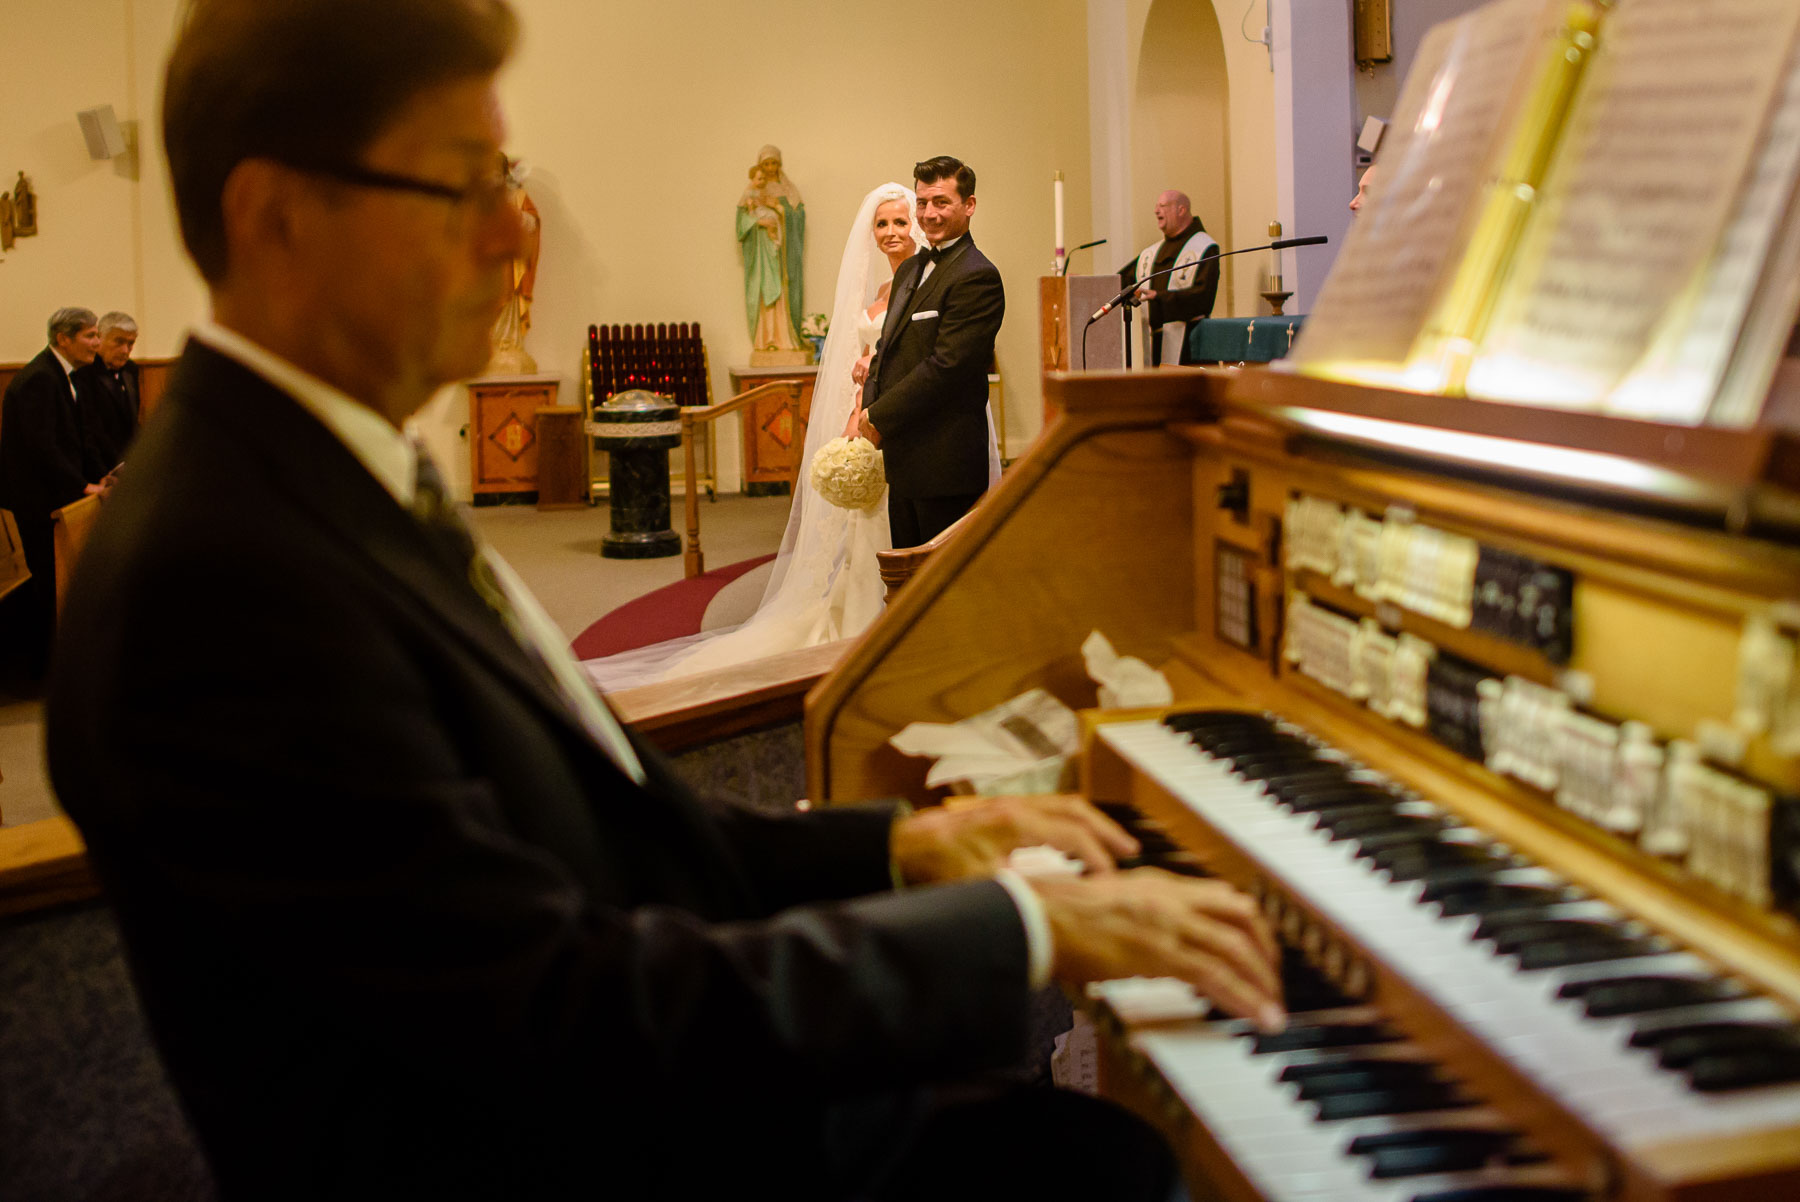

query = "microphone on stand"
[[1087, 235, 1329, 322], [1080, 234, 1328, 370], [1057, 238, 1109, 277]]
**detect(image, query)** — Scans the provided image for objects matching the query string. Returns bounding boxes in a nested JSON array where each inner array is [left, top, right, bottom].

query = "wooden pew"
[[50, 492, 103, 615], [0, 508, 31, 608]]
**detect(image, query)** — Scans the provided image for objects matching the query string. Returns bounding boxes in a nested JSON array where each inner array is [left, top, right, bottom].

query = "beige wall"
[[0, 0, 195, 363], [2, 0, 1091, 495]]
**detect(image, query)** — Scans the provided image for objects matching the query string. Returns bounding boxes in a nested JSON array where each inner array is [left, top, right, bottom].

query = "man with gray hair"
[[73, 310, 142, 468], [0, 306, 106, 674], [1119, 189, 1221, 365]]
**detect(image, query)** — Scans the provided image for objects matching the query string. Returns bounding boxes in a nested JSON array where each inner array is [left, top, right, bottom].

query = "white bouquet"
[[809, 436, 885, 510]]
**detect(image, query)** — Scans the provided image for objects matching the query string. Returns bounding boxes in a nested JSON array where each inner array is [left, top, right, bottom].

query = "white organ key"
[[1099, 718, 1800, 1150]]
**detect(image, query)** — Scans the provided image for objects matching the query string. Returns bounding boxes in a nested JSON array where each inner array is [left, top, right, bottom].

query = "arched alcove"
[[1132, 0, 1233, 312]]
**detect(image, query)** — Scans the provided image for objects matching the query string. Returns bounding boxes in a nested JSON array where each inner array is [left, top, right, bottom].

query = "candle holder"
[[1261, 289, 1294, 316]]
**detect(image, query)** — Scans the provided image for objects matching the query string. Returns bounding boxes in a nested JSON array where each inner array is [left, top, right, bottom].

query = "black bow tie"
[[922, 244, 948, 263]]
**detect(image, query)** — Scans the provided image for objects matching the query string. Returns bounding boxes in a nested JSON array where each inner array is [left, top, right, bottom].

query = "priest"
[[1120, 189, 1221, 365]]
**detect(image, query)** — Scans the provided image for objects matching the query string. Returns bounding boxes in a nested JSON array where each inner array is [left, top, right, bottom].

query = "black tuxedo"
[[72, 356, 141, 470], [46, 341, 1035, 1201], [864, 236, 1004, 513], [0, 347, 106, 666]]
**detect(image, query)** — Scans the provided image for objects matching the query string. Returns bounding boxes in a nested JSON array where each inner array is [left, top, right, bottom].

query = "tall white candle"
[[1053, 171, 1066, 275]]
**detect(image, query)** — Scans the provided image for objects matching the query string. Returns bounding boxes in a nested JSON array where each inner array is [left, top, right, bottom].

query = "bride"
[[585, 182, 998, 689]]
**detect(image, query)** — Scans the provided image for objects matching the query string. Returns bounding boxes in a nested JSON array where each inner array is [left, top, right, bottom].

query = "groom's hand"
[[857, 410, 881, 447]]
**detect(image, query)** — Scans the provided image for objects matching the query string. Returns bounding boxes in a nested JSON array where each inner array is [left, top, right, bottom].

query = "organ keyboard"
[[806, 367, 1800, 1200]]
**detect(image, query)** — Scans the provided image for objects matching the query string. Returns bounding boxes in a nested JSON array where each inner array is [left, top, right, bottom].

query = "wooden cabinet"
[[727, 364, 817, 496], [468, 373, 559, 498], [533, 406, 588, 510]]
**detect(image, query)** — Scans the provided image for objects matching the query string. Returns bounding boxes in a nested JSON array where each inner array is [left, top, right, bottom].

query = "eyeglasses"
[[297, 161, 512, 214]]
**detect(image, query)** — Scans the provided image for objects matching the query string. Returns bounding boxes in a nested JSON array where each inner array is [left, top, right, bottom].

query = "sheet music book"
[[1289, 0, 1800, 428]]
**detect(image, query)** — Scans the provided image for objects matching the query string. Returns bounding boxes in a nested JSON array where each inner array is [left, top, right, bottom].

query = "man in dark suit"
[[860, 156, 1004, 548], [0, 306, 106, 674], [47, 4, 1281, 1200], [72, 310, 142, 470]]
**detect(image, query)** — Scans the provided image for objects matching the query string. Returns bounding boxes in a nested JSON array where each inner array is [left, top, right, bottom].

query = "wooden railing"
[[679, 380, 801, 578], [874, 509, 975, 603], [609, 639, 850, 753]]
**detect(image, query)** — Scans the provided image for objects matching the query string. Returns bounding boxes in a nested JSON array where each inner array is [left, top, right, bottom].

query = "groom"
[[859, 156, 1004, 547]]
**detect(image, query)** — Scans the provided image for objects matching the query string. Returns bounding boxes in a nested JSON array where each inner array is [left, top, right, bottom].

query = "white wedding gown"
[[583, 183, 998, 692]]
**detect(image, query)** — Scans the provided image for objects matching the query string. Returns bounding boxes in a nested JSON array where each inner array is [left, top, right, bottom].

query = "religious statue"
[[487, 155, 540, 374], [736, 145, 807, 364], [12, 172, 37, 238]]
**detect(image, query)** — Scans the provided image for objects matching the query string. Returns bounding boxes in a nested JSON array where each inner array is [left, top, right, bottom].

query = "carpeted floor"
[[0, 492, 795, 829]]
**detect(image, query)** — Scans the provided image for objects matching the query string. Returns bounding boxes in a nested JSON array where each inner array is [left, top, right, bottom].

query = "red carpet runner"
[[569, 554, 776, 659]]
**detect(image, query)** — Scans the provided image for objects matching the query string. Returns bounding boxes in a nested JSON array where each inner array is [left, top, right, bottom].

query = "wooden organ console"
[[805, 367, 1800, 1201]]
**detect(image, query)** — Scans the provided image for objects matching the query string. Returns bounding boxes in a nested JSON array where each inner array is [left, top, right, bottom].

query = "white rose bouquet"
[[809, 436, 886, 510]]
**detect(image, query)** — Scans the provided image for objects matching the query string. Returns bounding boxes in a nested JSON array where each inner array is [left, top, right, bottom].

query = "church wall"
[[1132, 3, 1232, 304], [0, 0, 188, 363], [1, 0, 1093, 496], [1110, 0, 1279, 320], [1351, 0, 1495, 137]]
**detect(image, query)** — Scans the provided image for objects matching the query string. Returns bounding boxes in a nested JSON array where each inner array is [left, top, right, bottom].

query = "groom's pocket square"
[[910, 310, 939, 322]]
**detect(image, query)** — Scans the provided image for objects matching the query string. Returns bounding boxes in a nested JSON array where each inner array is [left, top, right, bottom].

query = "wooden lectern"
[[1039, 274, 1123, 422]]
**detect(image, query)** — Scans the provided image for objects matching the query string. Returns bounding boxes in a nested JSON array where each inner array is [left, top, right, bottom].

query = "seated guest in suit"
[[72, 310, 142, 470], [1119, 190, 1221, 366], [47, 4, 1282, 1200], [0, 307, 105, 675]]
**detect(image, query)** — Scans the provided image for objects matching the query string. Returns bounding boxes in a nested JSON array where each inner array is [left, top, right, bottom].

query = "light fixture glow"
[[1278, 407, 1710, 500]]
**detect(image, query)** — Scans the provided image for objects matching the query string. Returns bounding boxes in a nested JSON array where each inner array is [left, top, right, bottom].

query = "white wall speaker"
[[77, 105, 128, 160]]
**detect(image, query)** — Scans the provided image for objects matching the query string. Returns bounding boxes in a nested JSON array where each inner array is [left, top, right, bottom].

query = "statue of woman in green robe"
[[736, 146, 805, 355]]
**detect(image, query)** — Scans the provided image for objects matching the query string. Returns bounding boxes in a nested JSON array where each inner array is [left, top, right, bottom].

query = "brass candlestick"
[[1261, 219, 1292, 314]]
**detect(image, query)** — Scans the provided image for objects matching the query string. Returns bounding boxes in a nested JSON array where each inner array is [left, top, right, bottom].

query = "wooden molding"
[[611, 639, 850, 753]]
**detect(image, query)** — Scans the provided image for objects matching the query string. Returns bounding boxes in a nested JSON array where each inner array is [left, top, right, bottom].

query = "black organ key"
[[1685, 1045, 1800, 1092], [1515, 935, 1658, 972], [1349, 1128, 1532, 1180], [1280, 1058, 1440, 1098], [1312, 1080, 1468, 1121], [1320, 811, 1439, 842], [1628, 1019, 1793, 1057], [1428, 882, 1570, 917], [1375, 843, 1511, 883], [1367, 1138, 1527, 1180], [1276, 783, 1400, 811], [1553, 975, 1749, 1018], [1635, 1022, 1800, 1073], [1250, 1021, 1401, 1055], [1411, 860, 1521, 891], [1473, 916, 1627, 952], [1408, 1188, 1586, 1202]]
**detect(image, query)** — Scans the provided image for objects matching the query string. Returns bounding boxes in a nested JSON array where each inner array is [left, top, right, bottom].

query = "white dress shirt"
[[50, 346, 80, 399]]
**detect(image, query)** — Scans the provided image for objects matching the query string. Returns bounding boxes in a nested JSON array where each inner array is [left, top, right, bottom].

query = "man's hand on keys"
[[890, 793, 1138, 885], [1034, 869, 1285, 1032]]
